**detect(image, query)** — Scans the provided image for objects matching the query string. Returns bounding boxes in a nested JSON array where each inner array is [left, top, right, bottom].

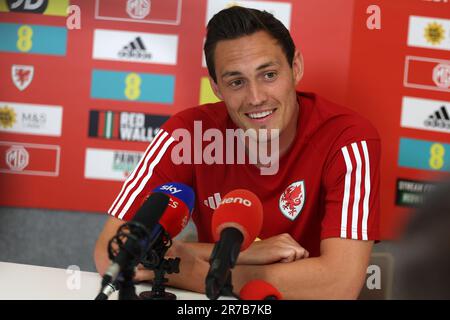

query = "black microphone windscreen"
[[132, 192, 170, 230]]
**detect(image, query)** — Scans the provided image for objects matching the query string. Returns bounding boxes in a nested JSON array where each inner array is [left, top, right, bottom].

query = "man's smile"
[[245, 108, 277, 122]]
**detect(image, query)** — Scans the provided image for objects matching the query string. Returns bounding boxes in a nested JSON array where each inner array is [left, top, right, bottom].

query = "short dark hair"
[[204, 6, 296, 83]]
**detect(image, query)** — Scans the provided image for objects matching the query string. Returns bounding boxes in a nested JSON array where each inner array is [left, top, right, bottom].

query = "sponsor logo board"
[[84, 148, 144, 181], [0, 141, 60, 176]]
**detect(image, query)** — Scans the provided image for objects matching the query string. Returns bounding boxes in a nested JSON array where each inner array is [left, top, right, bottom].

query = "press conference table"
[[0, 261, 222, 300]]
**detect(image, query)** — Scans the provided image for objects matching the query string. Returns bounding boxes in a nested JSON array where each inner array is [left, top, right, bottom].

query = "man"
[[94, 6, 381, 299]]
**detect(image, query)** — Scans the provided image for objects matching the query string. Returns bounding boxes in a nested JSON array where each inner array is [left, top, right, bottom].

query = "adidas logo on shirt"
[[118, 37, 152, 60], [203, 193, 222, 210], [424, 105, 450, 130]]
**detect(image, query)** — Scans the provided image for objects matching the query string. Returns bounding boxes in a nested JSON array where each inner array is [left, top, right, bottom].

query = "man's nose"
[[246, 82, 268, 107]]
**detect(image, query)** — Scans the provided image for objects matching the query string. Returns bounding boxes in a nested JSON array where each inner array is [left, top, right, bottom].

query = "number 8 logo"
[[429, 143, 445, 170], [17, 25, 33, 52], [124, 73, 142, 101]]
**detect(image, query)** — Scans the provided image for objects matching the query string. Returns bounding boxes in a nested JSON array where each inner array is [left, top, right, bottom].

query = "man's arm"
[[233, 237, 373, 299], [94, 216, 370, 299], [133, 236, 371, 299]]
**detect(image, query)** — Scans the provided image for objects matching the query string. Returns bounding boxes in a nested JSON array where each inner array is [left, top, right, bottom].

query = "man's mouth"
[[245, 108, 277, 121]]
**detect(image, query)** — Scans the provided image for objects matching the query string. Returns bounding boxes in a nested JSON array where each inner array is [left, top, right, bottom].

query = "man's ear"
[[209, 76, 223, 100], [292, 50, 304, 85]]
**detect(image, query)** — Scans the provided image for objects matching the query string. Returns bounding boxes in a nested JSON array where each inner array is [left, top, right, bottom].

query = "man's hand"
[[237, 233, 309, 265], [134, 240, 210, 293]]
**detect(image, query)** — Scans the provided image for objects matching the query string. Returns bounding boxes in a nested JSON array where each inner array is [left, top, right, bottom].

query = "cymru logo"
[[11, 65, 34, 91], [279, 181, 305, 221], [0, 106, 17, 128]]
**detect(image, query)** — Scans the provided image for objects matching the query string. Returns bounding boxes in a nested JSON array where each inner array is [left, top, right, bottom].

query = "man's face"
[[210, 31, 303, 140]]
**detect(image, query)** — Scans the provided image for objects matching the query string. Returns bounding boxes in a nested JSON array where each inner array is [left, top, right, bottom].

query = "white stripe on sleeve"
[[361, 141, 371, 240], [108, 130, 165, 216], [109, 131, 169, 217], [351, 143, 362, 240], [117, 136, 175, 219], [341, 146, 353, 238]]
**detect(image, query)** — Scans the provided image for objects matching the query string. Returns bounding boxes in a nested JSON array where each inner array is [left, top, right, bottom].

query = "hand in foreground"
[[237, 233, 309, 265]]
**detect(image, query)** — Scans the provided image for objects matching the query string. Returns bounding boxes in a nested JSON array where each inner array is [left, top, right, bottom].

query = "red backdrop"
[[1, 0, 449, 239]]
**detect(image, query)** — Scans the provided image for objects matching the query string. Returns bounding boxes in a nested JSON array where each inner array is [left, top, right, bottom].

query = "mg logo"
[[433, 64, 450, 89], [126, 0, 151, 19], [6, 145, 29, 171]]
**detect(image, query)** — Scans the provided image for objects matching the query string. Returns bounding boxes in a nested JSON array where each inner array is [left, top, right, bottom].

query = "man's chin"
[[249, 127, 280, 143]]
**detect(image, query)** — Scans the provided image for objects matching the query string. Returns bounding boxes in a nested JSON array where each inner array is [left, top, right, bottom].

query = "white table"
[[0, 262, 215, 300]]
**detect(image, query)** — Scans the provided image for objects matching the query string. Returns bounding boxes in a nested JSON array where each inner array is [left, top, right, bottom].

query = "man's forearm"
[[166, 251, 364, 299], [150, 239, 370, 299], [232, 256, 365, 299]]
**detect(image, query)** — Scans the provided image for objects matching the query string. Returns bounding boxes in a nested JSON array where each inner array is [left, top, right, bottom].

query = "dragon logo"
[[12, 65, 34, 91], [279, 181, 305, 221]]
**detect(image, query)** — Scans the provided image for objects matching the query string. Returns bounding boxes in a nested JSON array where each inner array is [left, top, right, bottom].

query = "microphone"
[[95, 280, 120, 301], [239, 279, 282, 300], [97, 182, 195, 300], [146, 182, 195, 251], [99, 191, 170, 297], [138, 182, 195, 300], [205, 189, 263, 300]]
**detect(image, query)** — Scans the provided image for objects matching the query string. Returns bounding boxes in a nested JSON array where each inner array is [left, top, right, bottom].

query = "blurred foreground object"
[[394, 179, 450, 299]]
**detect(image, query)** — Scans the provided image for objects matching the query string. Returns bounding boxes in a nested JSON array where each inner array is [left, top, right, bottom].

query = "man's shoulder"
[[161, 101, 229, 133], [301, 92, 380, 142], [172, 101, 230, 127]]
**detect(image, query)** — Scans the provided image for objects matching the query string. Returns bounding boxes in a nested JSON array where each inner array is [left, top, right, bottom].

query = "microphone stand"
[[205, 228, 243, 300], [139, 231, 181, 300], [118, 263, 140, 300]]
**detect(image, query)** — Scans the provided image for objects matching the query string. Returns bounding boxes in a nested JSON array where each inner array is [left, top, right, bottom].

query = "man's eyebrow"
[[256, 61, 278, 71], [221, 62, 279, 79], [221, 70, 242, 79]]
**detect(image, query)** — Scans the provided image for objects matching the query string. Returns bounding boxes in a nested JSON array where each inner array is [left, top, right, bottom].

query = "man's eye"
[[264, 72, 277, 80], [229, 79, 243, 88]]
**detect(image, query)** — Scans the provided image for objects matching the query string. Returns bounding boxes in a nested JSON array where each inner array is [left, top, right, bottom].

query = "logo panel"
[[93, 29, 178, 65], [95, 0, 181, 25], [407, 16, 450, 51], [398, 138, 450, 172], [404, 56, 450, 93], [91, 69, 175, 104], [0, 102, 62, 136], [0, 141, 60, 176], [0, 0, 68, 16], [88, 110, 168, 142], [401, 96, 450, 134], [396, 178, 437, 208], [0, 23, 67, 55], [84, 148, 144, 181]]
